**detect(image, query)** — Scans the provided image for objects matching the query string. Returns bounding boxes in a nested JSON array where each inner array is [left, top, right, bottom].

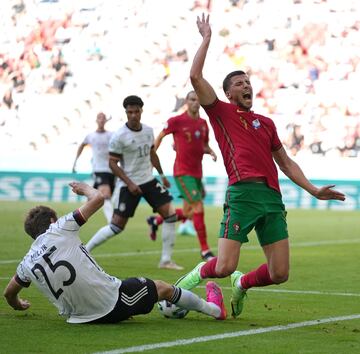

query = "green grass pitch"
[[0, 201, 359, 354]]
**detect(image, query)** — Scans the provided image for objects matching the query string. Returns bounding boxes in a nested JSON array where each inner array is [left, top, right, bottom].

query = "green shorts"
[[174, 176, 204, 203], [219, 182, 288, 246]]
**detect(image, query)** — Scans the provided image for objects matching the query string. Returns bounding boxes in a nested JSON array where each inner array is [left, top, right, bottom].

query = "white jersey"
[[109, 123, 155, 187], [16, 212, 121, 323], [83, 131, 113, 173]]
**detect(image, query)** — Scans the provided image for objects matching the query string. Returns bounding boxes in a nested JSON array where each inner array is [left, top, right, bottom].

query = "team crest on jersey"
[[233, 223, 240, 233], [137, 277, 147, 284], [195, 130, 201, 139], [252, 119, 261, 129], [119, 203, 126, 212]]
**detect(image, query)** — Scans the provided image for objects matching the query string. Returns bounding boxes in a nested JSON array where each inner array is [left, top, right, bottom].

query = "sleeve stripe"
[[73, 209, 87, 226], [15, 274, 31, 288]]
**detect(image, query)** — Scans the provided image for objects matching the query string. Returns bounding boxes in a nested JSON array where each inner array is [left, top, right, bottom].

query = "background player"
[[147, 91, 217, 261], [86, 95, 183, 270], [72, 112, 115, 222], [3, 181, 227, 323]]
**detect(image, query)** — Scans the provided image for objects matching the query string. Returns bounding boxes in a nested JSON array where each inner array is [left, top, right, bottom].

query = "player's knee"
[[215, 263, 234, 278], [154, 280, 172, 300], [270, 269, 289, 284]]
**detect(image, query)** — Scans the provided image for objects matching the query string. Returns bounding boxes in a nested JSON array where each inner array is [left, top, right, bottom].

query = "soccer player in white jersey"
[[86, 96, 182, 270], [3, 182, 227, 323], [72, 112, 115, 222]]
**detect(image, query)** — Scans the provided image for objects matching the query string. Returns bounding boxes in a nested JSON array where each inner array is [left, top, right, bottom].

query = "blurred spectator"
[[2, 89, 17, 110], [0, 0, 359, 165]]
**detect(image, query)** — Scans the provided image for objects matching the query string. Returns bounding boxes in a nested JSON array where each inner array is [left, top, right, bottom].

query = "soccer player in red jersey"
[[175, 14, 346, 318], [147, 91, 217, 261]]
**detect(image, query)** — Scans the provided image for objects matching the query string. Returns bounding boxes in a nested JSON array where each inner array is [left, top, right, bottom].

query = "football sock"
[[86, 224, 122, 252], [154, 215, 163, 226], [175, 208, 186, 222], [240, 263, 274, 290], [172, 286, 220, 318], [200, 257, 218, 278], [193, 211, 210, 252], [160, 221, 176, 263], [155, 209, 186, 227], [103, 199, 113, 223]]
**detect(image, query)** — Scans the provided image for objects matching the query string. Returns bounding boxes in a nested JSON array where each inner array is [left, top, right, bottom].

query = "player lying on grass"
[[3, 182, 226, 323]]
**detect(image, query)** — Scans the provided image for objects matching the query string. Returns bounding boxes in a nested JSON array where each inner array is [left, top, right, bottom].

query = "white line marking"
[[93, 314, 360, 354], [1, 238, 359, 265]]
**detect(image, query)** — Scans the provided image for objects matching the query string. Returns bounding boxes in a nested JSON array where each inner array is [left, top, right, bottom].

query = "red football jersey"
[[203, 99, 283, 193], [163, 112, 209, 178]]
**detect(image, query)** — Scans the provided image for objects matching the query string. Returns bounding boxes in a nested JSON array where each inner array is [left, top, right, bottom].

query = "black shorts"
[[114, 178, 173, 217], [90, 277, 158, 324], [93, 172, 116, 193]]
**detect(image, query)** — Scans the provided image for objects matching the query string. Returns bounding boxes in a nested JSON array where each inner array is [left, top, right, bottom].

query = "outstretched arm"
[[69, 181, 104, 220], [4, 276, 31, 311], [154, 130, 167, 151], [273, 147, 346, 201], [72, 143, 86, 173], [190, 14, 217, 106]]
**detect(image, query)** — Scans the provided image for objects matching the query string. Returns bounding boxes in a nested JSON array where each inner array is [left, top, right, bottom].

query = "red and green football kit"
[[202, 98, 288, 245], [163, 111, 209, 179]]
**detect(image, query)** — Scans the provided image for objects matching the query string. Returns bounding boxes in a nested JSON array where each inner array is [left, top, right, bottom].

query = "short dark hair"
[[223, 70, 247, 93], [123, 95, 144, 109], [24, 206, 57, 239]]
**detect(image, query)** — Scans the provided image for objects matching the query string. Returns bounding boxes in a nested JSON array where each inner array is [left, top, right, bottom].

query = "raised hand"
[[313, 185, 346, 201], [69, 181, 91, 196], [196, 13, 211, 39]]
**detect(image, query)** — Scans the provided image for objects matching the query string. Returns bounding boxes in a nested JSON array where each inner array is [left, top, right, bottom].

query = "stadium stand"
[[0, 0, 359, 174]]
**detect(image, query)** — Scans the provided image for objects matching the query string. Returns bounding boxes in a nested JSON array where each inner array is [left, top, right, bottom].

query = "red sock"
[[240, 263, 274, 290], [193, 212, 210, 252], [155, 215, 164, 225], [200, 257, 218, 278], [175, 208, 187, 222]]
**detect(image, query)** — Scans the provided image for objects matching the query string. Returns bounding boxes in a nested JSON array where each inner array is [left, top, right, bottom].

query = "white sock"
[[175, 288, 220, 318], [103, 199, 113, 223], [160, 221, 175, 263], [86, 225, 119, 252]]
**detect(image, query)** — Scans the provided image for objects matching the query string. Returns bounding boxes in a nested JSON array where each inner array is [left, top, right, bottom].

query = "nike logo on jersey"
[[237, 110, 248, 130]]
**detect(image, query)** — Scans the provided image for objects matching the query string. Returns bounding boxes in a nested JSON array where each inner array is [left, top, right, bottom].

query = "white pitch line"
[[93, 314, 360, 354], [1, 238, 359, 265]]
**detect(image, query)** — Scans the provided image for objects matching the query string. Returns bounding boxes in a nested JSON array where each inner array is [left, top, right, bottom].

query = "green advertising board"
[[0, 172, 358, 210]]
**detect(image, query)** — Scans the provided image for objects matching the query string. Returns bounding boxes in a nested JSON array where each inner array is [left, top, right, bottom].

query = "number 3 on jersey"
[[31, 246, 76, 299]]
